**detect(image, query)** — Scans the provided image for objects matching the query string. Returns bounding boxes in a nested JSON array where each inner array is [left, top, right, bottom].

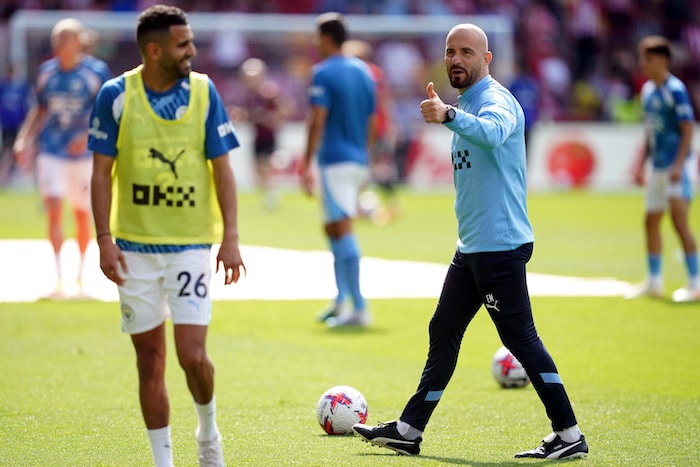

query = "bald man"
[[14, 18, 111, 299], [353, 24, 588, 460]]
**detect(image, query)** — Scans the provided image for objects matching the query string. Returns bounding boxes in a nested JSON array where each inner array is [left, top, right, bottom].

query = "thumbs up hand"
[[426, 81, 439, 99], [420, 82, 448, 124]]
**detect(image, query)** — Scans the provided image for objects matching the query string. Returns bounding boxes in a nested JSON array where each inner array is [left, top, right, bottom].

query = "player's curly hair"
[[136, 4, 189, 54]]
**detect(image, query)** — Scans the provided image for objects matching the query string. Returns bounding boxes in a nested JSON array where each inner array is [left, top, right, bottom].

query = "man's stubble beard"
[[449, 67, 482, 90]]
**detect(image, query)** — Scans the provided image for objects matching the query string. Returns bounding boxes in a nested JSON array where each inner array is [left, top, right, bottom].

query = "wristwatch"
[[443, 106, 456, 123]]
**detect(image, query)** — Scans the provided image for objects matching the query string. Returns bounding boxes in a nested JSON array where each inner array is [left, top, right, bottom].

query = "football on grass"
[[491, 346, 530, 388], [316, 385, 368, 435]]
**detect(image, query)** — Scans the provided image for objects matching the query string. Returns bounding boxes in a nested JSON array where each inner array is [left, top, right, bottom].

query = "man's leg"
[[68, 157, 93, 291], [44, 196, 64, 282], [475, 244, 578, 431], [132, 323, 173, 467], [354, 250, 482, 455], [174, 325, 215, 407], [174, 324, 224, 466], [472, 245, 587, 459], [326, 218, 366, 314], [319, 163, 369, 325], [645, 211, 664, 281], [73, 207, 92, 287], [669, 197, 700, 300], [399, 250, 482, 431], [627, 170, 666, 299], [327, 220, 350, 310], [642, 169, 665, 293]]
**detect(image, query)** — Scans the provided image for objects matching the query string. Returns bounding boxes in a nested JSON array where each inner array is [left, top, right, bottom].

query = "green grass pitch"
[[1, 188, 699, 466]]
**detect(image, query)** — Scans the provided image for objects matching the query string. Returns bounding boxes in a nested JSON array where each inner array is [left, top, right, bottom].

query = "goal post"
[[9, 10, 514, 82]]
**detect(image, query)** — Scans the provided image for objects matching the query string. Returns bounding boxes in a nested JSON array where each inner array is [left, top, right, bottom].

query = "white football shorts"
[[645, 161, 694, 213], [36, 154, 92, 211], [320, 162, 370, 223], [118, 248, 213, 334]]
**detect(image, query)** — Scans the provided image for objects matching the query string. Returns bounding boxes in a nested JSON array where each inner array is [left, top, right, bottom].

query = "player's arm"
[[13, 104, 47, 168], [670, 120, 693, 182], [632, 131, 652, 186], [91, 152, 127, 285], [204, 79, 245, 285], [421, 82, 516, 149], [211, 154, 245, 285], [302, 104, 327, 196]]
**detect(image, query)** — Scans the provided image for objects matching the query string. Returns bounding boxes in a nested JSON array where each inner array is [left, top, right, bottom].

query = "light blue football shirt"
[[640, 74, 695, 169], [308, 54, 375, 166], [36, 55, 111, 159], [443, 75, 534, 253]]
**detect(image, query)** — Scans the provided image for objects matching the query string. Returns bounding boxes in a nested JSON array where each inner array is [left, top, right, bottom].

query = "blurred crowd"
[[2, 0, 700, 185]]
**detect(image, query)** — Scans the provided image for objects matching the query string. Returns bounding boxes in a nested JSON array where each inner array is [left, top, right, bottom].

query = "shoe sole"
[[560, 451, 588, 459], [326, 317, 371, 327], [354, 431, 419, 456]]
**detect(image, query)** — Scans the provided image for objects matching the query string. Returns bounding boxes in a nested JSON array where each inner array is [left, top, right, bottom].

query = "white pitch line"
[[0, 240, 631, 302]]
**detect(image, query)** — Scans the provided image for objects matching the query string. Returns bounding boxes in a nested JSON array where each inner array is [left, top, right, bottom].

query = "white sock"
[[147, 426, 174, 467], [649, 275, 662, 287], [396, 420, 422, 440], [195, 396, 219, 442], [555, 424, 582, 443], [78, 254, 86, 289], [54, 253, 62, 288]]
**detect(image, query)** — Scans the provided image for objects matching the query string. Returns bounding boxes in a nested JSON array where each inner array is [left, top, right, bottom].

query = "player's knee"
[[177, 348, 210, 374]]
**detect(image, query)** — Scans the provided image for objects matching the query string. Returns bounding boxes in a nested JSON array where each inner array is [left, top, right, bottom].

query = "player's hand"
[[301, 165, 315, 196], [420, 82, 448, 124], [13, 138, 33, 170], [632, 164, 645, 186], [669, 163, 683, 183], [98, 237, 128, 286], [67, 133, 88, 157], [216, 242, 246, 285]]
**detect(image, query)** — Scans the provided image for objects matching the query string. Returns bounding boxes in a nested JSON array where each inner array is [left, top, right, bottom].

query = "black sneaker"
[[515, 433, 588, 459], [352, 420, 422, 456]]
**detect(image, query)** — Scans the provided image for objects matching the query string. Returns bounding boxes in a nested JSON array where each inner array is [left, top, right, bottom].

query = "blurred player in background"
[[89, 5, 245, 466], [13, 18, 111, 299], [343, 39, 400, 224], [627, 35, 699, 302], [302, 12, 376, 327], [353, 23, 588, 460], [235, 57, 290, 210], [0, 65, 32, 186]]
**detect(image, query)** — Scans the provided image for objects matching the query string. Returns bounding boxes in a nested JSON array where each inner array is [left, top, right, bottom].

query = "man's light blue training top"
[[443, 74, 534, 254]]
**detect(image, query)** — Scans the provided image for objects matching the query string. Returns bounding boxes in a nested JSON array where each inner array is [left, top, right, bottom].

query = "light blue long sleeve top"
[[443, 74, 534, 253]]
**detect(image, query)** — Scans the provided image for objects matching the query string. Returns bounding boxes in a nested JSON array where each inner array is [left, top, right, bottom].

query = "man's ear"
[[144, 41, 161, 61]]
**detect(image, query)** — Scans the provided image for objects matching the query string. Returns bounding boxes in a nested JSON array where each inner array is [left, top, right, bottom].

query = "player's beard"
[[161, 56, 192, 81], [449, 65, 480, 90], [175, 58, 192, 78]]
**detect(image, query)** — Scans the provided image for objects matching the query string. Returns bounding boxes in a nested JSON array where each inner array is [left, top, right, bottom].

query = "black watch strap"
[[443, 106, 456, 123]]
